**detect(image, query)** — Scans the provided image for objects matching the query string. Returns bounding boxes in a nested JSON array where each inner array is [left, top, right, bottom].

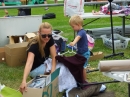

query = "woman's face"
[[39, 28, 52, 43]]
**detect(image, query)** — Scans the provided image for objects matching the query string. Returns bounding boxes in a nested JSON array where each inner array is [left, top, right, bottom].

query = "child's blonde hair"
[[69, 15, 83, 26]]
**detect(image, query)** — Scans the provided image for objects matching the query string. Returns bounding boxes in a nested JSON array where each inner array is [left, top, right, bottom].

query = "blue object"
[[61, 41, 66, 52], [66, 44, 77, 51]]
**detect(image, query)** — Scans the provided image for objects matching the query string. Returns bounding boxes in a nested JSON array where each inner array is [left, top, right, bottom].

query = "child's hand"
[[69, 42, 74, 46]]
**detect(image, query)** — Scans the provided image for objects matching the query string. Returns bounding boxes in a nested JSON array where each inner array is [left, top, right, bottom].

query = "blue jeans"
[[29, 64, 46, 78], [81, 50, 90, 68]]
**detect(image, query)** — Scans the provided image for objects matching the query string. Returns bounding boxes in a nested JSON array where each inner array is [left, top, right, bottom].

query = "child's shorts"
[[81, 50, 90, 68]]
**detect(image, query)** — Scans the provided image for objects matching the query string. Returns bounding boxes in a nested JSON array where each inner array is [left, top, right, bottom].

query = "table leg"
[[122, 16, 125, 36], [74, 30, 75, 39], [128, 83, 130, 97]]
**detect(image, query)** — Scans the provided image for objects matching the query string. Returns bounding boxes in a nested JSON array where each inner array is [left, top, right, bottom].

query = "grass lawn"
[[0, 1, 130, 97]]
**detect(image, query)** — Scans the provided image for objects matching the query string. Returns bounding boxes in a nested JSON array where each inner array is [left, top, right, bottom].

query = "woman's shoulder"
[[27, 42, 39, 51], [30, 43, 38, 48], [47, 37, 54, 44]]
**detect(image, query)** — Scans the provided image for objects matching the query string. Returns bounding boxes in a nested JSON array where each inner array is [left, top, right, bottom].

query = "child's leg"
[[82, 50, 90, 67], [81, 50, 90, 81], [83, 68, 87, 80]]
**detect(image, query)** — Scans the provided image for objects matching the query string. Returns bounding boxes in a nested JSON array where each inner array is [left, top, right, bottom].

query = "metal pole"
[[0, 4, 64, 9], [128, 83, 130, 97], [104, 0, 124, 59], [78, 80, 120, 88], [122, 16, 125, 36], [109, 0, 115, 55]]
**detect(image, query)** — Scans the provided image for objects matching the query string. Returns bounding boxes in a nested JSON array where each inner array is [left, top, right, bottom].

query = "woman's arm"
[[19, 52, 34, 93], [50, 45, 57, 73]]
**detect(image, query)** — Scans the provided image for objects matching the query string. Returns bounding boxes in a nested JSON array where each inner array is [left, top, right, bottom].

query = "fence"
[[0, 0, 130, 9]]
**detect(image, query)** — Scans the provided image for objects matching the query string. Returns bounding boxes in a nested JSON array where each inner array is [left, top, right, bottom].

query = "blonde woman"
[[19, 22, 57, 93]]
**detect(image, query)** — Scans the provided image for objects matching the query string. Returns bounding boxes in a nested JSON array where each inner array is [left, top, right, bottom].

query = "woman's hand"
[[44, 70, 51, 75], [51, 69, 55, 73], [19, 81, 27, 94], [19, 52, 34, 94]]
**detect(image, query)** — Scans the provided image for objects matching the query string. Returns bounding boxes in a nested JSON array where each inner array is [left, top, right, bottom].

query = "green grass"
[[0, 2, 130, 97]]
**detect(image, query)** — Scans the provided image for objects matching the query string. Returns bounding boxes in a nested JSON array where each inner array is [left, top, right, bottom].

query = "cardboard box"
[[23, 68, 60, 97], [5, 42, 28, 66], [0, 47, 6, 62], [24, 33, 36, 42], [32, 31, 38, 35], [89, 51, 104, 61], [8, 35, 25, 44]]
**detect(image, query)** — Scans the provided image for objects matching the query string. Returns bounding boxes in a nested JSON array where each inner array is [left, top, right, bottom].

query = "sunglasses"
[[40, 33, 52, 38]]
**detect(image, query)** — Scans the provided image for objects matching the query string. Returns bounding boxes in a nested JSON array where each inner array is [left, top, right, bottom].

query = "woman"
[[19, 22, 57, 93]]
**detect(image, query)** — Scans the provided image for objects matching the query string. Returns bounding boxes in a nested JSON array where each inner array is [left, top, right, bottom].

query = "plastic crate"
[[100, 34, 130, 50]]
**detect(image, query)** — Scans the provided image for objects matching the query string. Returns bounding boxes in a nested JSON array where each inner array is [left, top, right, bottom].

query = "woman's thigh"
[[29, 64, 46, 78]]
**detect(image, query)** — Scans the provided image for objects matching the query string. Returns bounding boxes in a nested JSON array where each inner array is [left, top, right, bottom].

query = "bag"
[[18, 10, 26, 16], [54, 38, 66, 53], [66, 85, 114, 97], [52, 32, 68, 53], [86, 34, 95, 51], [18, 8, 31, 16], [42, 13, 56, 19], [64, 0, 84, 16], [1, 86, 22, 97], [53, 29, 63, 35]]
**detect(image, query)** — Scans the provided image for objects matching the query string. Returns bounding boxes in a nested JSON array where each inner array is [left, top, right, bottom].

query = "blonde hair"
[[27, 22, 52, 57], [69, 15, 83, 26]]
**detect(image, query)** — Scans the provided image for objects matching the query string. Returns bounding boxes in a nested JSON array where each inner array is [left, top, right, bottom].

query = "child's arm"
[[69, 35, 81, 46]]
